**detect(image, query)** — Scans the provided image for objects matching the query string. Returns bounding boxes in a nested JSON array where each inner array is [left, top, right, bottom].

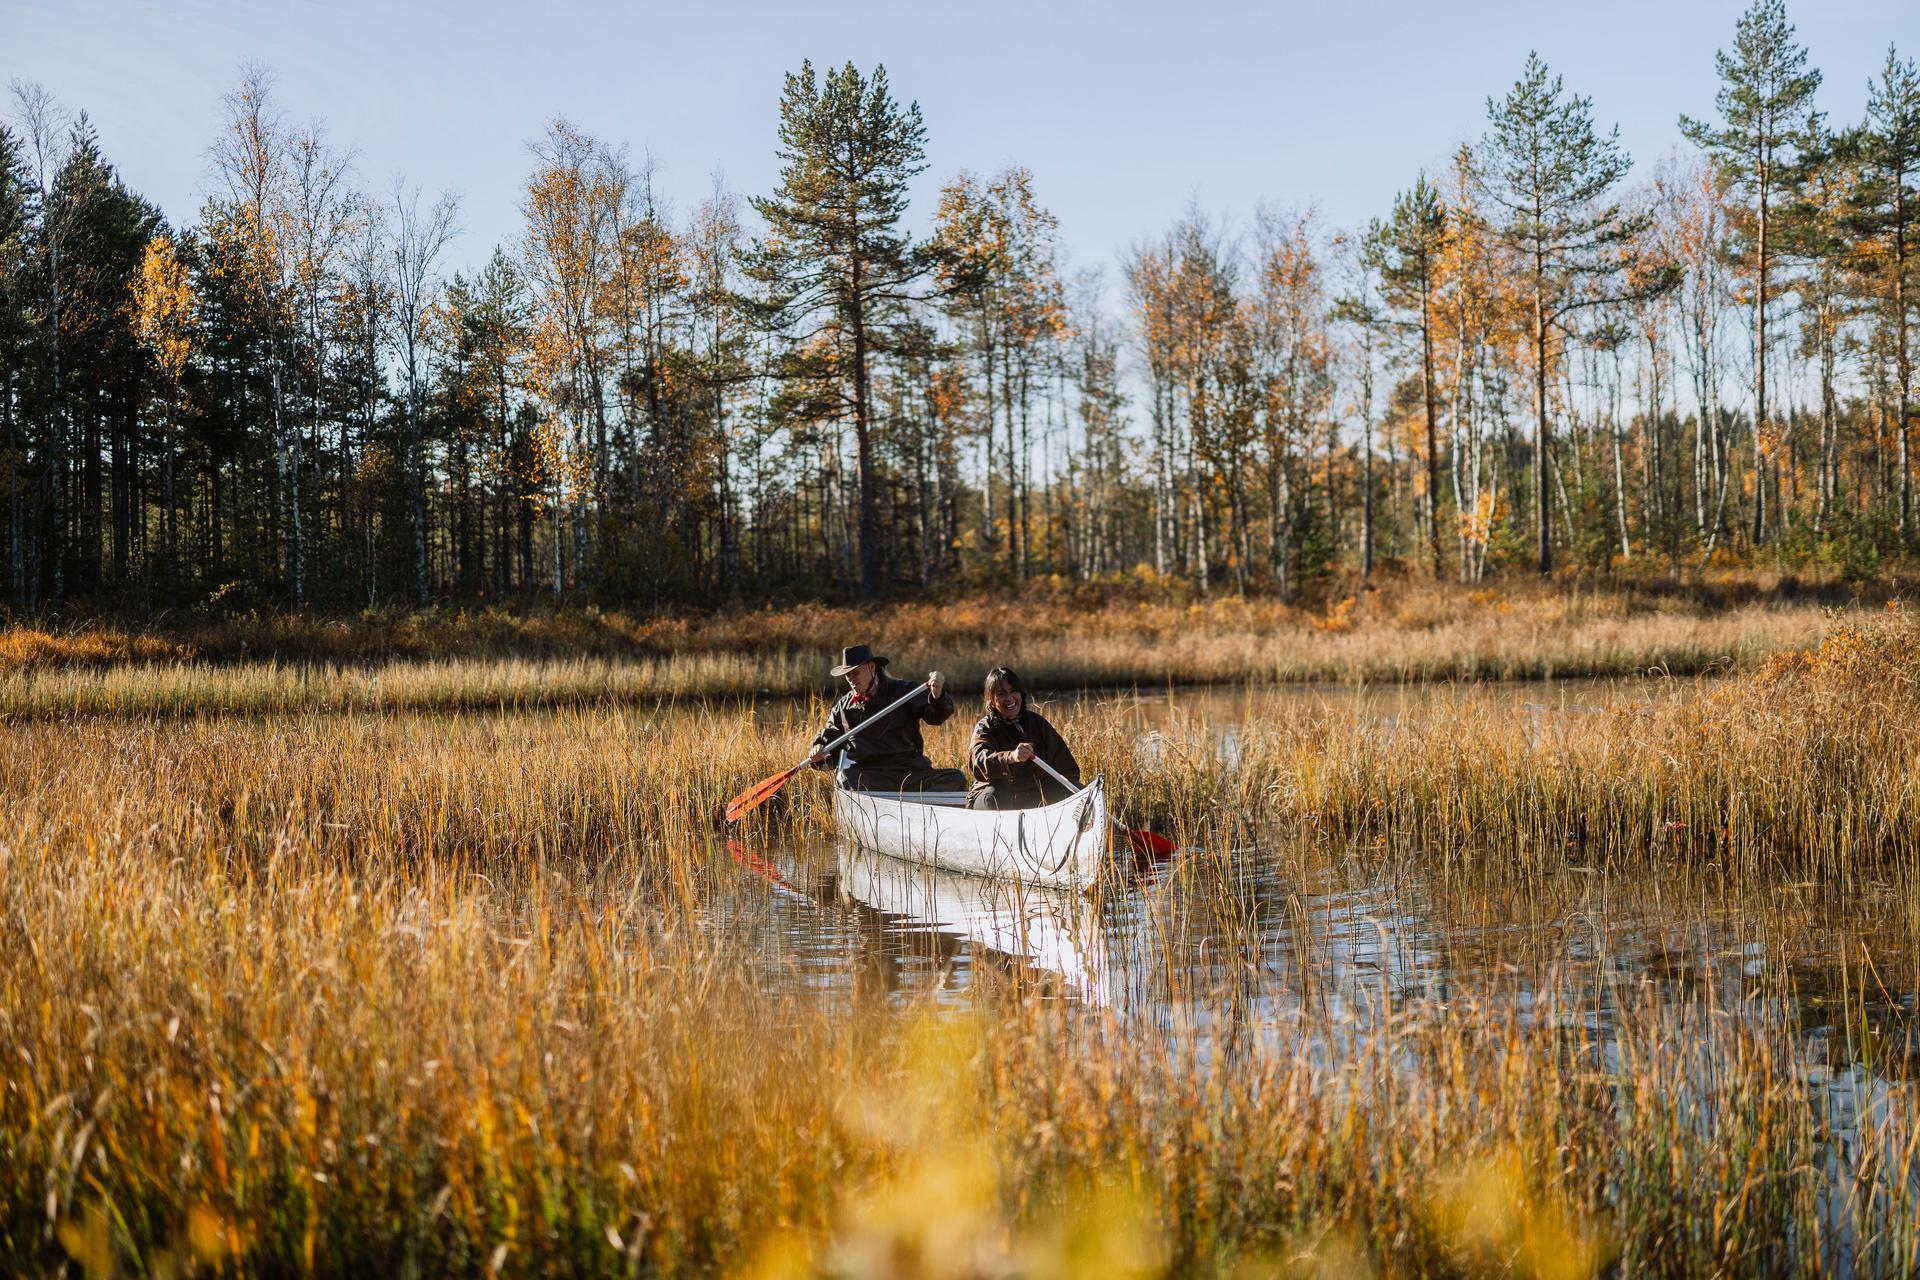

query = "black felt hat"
[[830, 644, 891, 676]]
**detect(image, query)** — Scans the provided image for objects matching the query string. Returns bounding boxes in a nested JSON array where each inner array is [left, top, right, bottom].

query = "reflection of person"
[[966, 667, 1081, 810], [805, 644, 968, 795]]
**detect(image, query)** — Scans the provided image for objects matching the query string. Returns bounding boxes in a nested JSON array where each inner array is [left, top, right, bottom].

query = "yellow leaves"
[[927, 363, 969, 425], [1459, 491, 1505, 552], [1312, 595, 1358, 633], [131, 233, 197, 384], [1468, 585, 1513, 615], [807, 1014, 1170, 1280], [201, 200, 286, 309], [933, 165, 1068, 347], [187, 1204, 234, 1265]]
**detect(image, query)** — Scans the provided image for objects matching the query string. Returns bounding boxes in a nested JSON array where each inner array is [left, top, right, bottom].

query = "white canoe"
[[831, 776, 1115, 892]]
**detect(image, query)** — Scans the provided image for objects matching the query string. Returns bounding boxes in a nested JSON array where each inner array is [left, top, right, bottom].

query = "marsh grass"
[[1151, 606, 1920, 882], [0, 582, 1850, 717], [7, 836, 1918, 1276], [3, 609, 1919, 1274]]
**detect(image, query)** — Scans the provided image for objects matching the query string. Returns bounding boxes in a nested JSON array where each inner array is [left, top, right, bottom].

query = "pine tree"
[[0, 124, 30, 603], [1856, 46, 1920, 535], [1681, 0, 1822, 546], [1370, 176, 1448, 576], [745, 60, 929, 598], [1476, 52, 1655, 574]]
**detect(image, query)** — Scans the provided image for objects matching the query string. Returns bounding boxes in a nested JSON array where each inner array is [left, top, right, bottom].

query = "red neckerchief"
[[848, 683, 873, 708]]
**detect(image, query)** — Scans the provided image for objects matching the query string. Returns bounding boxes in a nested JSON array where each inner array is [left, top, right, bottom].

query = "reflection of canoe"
[[831, 776, 1113, 891], [836, 843, 1112, 1006]]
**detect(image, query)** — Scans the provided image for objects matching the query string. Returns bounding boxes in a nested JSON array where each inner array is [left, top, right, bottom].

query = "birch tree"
[[385, 180, 459, 604]]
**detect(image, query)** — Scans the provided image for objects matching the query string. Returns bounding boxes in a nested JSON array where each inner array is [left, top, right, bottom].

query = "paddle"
[[1027, 753, 1178, 859], [725, 679, 935, 823]]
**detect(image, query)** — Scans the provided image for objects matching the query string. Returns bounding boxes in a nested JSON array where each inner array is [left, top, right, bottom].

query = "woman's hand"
[[1012, 742, 1035, 764]]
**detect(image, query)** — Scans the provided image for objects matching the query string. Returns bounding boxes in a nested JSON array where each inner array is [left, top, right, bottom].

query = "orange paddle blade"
[[726, 839, 803, 893], [725, 763, 804, 823]]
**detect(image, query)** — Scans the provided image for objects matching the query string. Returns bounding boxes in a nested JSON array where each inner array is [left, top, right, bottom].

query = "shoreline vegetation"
[[0, 575, 1886, 717], [1, 606, 1919, 1272]]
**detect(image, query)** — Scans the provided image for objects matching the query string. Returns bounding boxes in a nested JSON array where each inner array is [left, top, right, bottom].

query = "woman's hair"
[[982, 666, 1027, 715]]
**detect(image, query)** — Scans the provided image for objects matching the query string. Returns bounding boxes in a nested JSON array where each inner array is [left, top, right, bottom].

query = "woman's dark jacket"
[[810, 673, 956, 773], [966, 706, 1081, 807]]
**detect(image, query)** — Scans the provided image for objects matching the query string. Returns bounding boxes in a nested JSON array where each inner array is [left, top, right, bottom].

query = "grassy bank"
[[0, 578, 1859, 717]]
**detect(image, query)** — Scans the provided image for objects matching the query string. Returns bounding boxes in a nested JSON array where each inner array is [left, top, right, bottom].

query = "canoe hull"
[[831, 776, 1114, 892]]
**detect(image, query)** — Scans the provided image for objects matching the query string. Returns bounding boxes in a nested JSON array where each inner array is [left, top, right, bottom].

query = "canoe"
[[836, 843, 1113, 1005], [831, 775, 1114, 892]]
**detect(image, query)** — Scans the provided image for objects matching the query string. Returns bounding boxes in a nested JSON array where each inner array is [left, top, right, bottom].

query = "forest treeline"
[[0, 0, 1915, 610]]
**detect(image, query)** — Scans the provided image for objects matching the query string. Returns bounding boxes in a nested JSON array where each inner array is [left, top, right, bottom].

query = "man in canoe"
[[966, 667, 1082, 810], [805, 644, 969, 795]]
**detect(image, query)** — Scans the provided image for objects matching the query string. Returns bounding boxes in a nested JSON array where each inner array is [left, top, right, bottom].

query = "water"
[[721, 675, 1907, 1059], [724, 834, 1915, 1064]]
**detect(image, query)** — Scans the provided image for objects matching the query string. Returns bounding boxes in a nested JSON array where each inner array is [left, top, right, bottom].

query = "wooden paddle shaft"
[[1029, 738, 1175, 858], [1031, 754, 1081, 796], [801, 679, 936, 767]]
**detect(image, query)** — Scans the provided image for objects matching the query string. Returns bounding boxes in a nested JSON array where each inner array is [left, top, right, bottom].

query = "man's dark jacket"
[[966, 706, 1081, 808], [810, 673, 956, 775]]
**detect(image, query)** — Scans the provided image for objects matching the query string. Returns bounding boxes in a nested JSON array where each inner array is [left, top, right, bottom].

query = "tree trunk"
[[1753, 157, 1770, 549], [1534, 252, 1552, 576], [1897, 175, 1912, 541], [1361, 354, 1375, 578], [409, 369, 429, 606], [1420, 274, 1442, 578], [849, 252, 879, 599], [48, 240, 65, 603], [1612, 426, 1631, 562]]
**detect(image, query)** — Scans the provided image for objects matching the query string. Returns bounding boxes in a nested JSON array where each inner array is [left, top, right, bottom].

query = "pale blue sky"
[[7, 0, 1914, 285]]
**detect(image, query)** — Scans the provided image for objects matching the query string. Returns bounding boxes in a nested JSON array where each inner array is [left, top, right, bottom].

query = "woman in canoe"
[[966, 667, 1081, 810]]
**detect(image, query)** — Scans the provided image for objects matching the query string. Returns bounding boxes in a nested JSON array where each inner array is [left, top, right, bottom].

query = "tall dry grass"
[[0, 580, 1855, 719], [3, 608, 1919, 1273], [1106, 605, 1920, 881], [5, 830, 1916, 1275]]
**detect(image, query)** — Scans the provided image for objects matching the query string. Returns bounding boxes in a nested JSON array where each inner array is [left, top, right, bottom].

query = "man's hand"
[[1013, 742, 1035, 764], [926, 670, 945, 700], [807, 746, 829, 766]]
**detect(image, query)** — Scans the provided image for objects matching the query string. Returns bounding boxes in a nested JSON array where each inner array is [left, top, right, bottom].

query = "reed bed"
[[3, 610, 1918, 1274], [0, 585, 1845, 717], [4, 831, 1917, 1276], [1106, 605, 1920, 882]]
